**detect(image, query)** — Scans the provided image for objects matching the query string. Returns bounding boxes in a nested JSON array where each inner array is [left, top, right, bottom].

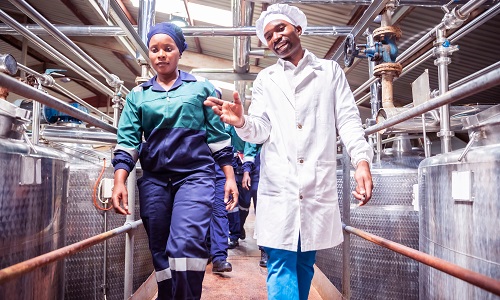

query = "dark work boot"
[[228, 239, 239, 249], [212, 260, 232, 272], [259, 249, 268, 268]]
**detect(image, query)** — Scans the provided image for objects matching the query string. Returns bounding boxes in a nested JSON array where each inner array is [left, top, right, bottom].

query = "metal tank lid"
[[462, 104, 500, 130], [0, 99, 31, 139]]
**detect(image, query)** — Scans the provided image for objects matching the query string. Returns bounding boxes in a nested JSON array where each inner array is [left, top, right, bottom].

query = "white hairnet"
[[255, 4, 307, 45]]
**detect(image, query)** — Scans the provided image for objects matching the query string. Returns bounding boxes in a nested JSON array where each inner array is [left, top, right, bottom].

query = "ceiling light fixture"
[[170, 15, 189, 28]]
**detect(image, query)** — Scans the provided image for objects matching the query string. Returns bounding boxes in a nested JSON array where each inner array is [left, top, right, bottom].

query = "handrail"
[[343, 224, 500, 297], [0, 220, 143, 285]]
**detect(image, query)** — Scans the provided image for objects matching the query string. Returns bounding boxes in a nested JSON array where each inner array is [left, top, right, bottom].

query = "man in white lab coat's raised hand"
[[204, 4, 373, 300]]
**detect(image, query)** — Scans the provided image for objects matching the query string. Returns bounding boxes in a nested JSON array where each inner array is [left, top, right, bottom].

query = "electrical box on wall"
[[101, 178, 114, 199]]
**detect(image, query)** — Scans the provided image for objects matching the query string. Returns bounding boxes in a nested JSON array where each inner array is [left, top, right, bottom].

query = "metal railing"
[[0, 220, 143, 285], [343, 224, 500, 296]]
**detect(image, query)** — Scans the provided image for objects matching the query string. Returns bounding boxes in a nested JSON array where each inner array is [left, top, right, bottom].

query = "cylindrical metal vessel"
[[317, 138, 423, 300], [0, 104, 70, 300], [45, 125, 152, 300], [419, 105, 500, 300]]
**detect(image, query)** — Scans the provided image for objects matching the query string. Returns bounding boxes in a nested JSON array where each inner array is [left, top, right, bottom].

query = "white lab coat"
[[236, 50, 373, 252]]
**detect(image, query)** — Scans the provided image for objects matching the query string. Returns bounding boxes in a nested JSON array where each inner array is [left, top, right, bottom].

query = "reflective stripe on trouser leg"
[[263, 239, 316, 300], [227, 208, 240, 240], [210, 177, 229, 262], [168, 176, 213, 299], [138, 176, 213, 300], [137, 178, 174, 300]]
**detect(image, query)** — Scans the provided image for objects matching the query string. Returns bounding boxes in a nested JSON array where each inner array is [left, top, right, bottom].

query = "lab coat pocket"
[[259, 159, 286, 196], [314, 160, 338, 204]]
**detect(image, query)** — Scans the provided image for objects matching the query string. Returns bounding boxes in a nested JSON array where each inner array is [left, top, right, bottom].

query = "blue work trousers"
[[227, 173, 243, 240], [209, 176, 229, 262], [263, 239, 317, 300], [138, 175, 213, 300], [238, 174, 259, 232]]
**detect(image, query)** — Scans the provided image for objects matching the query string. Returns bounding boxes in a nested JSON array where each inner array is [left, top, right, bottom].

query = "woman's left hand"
[[224, 178, 239, 211]]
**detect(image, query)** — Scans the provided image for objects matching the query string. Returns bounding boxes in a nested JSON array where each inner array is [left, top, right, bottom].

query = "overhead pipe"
[[0, 9, 115, 98], [255, 0, 493, 5], [233, 0, 252, 74], [109, 0, 150, 66], [40, 126, 117, 145], [365, 67, 500, 136], [396, 0, 488, 64], [354, 1, 500, 102], [327, 0, 390, 61], [16, 63, 114, 123], [0, 24, 355, 37], [8, 0, 125, 91], [375, 0, 487, 150], [0, 73, 117, 133], [135, 0, 156, 84]]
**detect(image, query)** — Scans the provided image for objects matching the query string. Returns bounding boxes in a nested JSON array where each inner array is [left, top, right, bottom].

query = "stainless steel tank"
[[316, 136, 423, 300], [43, 125, 152, 300], [419, 105, 500, 300], [0, 101, 69, 300]]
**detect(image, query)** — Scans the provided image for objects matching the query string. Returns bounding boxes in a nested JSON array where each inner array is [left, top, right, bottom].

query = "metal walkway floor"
[[140, 206, 325, 300], [201, 208, 323, 300]]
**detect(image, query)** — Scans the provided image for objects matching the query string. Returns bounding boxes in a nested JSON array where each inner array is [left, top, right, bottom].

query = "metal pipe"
[[328, 0, 390, 61], [137, 0, 156, 47], [365, 31, 381, 122], [343, 225, 500, 297], [123, 167, 137, 300], [354, 1, 500, 100], [0, 73, 117, 133], [233, 0, 251, 74], [260, 0, 492, 5], [450, 61, 500, 90], [0, 220, 143, 285], [364, 67, 500, 136], [109, 0, 149, 64], [397, 0, 488, 63], [0, 24, 355, 37], [16, 63, 114, 123], [435, 28, 453, 153], [0, 9, 115, 97], [102, 204, 109, 298], [341, 146, 352, 300], [8, 0, 124, 89], [40, 127, 117, 144], [249, 49, 276, 58]]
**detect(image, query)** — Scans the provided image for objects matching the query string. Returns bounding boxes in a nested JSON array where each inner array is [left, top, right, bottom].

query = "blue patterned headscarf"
[[146, 22, 188, 53]]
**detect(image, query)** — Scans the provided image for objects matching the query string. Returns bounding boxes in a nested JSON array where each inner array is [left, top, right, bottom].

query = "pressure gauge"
[[0, 54, 18, 75]]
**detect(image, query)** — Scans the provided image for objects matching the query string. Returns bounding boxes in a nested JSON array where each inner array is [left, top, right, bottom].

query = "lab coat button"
[[299, 159, 304, 163], [297, 124, 302, 129], [299, 195, 303, 200]]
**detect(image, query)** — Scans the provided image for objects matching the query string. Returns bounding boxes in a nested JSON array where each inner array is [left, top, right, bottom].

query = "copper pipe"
[[344, 225, 500, 297], [0, 220, 142, 285]]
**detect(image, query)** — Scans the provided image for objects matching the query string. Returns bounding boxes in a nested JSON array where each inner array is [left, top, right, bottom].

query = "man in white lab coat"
[[205, 4, 373, 300]]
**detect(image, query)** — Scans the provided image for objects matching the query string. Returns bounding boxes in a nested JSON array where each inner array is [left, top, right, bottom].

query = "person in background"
[[0, 85, 8, 100], [239, 142, 268, 267], [111, 22, 238, 300], [204, 4, 373, 300], [207, 88, 233, 273], [225, 124, 245, 249]]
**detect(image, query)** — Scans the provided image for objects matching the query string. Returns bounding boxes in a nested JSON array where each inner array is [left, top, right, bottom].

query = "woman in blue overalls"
[[111, 23, 238, 299]]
